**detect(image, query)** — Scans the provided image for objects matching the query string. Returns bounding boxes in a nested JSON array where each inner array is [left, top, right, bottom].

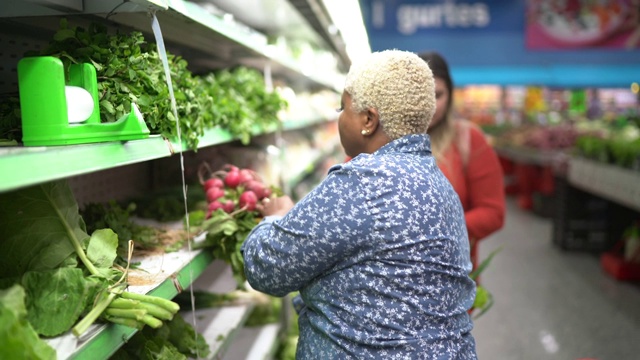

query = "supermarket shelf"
[[190, 305, 256, 359], [47, 248, 215, 360], [0, 135, 171, 193], [0, 1, 343, 92], [568, 156, 640, 213], [284, 138, 341, 189], [110, 0, 343, 92], [0, 117, 329, 193], [185, 263, 283, 360], [494, 144, 569, 167], [223, 323, 282, 360], [187, 260, 257, 359]]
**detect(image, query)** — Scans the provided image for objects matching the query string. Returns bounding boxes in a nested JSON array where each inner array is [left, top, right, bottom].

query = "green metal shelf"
[[61, 250, 214, 360], [0, 135, 171, 193], [0, 117, 330, 194]]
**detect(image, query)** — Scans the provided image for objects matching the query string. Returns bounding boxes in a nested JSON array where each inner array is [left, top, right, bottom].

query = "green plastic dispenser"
[[18, 56, 150, 146]]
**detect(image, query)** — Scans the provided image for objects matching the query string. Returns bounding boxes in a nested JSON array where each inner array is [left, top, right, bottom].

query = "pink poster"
[[526, 0, 640, 49]]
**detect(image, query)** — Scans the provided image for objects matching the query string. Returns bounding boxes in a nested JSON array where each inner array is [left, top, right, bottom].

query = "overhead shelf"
[[568, 156, 640, 213], [46, 248, 215, 360], [0, 0, 343, 92], [0, 116, 331, 193]]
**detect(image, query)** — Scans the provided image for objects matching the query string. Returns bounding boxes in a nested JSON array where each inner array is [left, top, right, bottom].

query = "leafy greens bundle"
[[0, 181, 180, 342], [0, 19, 288, 149]]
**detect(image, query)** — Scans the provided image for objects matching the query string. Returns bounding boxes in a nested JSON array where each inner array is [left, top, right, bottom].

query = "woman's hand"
[[256, 195, 294, 217]]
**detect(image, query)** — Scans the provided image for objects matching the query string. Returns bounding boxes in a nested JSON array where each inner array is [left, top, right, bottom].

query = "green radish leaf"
[[23, 268, 88, 337]]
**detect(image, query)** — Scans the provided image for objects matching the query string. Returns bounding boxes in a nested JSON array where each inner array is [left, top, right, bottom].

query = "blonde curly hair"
[[344, 50, 436, 140]]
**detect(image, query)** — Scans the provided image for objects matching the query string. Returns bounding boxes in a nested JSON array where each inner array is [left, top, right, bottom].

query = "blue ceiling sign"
[[358, 0, 640, 87]]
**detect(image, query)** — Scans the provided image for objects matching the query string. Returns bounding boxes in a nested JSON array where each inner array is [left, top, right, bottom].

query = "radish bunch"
[[200, 164, 273, 219]]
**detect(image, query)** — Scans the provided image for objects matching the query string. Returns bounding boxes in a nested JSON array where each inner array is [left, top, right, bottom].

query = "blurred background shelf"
[[568, 156, 640, 213]]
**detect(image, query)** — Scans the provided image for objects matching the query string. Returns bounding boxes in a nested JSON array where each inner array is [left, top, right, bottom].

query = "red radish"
[[238, 169, 254, 185], [245, 180, 266, 198], [238, 191, 258, 211], [224, 170, 241, 188], [206, 187, 225, 202], [222, 200, 235, 213], [208, 200, 223, 211], [224, 164, 239, 172], [262, 187, 272, 199], [203, 178, 224, 191]]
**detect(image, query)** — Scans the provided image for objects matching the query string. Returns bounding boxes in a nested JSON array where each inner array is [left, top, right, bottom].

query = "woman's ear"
[[364, 108, 380, 134]]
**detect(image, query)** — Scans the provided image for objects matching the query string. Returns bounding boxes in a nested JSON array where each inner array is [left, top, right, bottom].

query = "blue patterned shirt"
[[242, 134, 477, 359]]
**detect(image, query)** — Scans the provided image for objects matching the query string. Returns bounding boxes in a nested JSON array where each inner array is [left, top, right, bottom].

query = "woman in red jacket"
[[418, 52, 506, 271]]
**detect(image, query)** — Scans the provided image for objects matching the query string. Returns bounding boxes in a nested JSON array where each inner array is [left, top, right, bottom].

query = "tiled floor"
[[472, 199, 640, 360]]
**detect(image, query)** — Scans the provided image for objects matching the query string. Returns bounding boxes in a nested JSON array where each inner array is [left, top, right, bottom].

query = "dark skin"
[[257, 91, 392, 218], [338, 91, 391, 158]]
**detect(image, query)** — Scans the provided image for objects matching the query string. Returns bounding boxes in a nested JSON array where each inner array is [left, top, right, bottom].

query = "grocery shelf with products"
[[456, 84, 640, 257], [0, 0, 347, 359]]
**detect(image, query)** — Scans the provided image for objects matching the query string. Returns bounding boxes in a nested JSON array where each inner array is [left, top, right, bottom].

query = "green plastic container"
[[18, 56, 150, 146]]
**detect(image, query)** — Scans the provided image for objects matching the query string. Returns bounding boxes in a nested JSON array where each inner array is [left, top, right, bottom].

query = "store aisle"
[[472, 198, 640, 360]]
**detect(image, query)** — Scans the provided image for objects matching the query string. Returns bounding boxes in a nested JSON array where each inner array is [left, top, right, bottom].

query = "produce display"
[[110, 313, 210, 360], [574, 116, 640, 170], [0, 19, 288, 149], [173, 288, 282, 327], [81, 201, 190, 257], [491, 122, 581, 151], [0, 181, 183, 357], [193, 163, 281, 285]]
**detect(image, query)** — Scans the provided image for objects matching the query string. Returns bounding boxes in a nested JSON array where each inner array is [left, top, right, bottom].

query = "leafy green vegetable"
[[161, 313, 210, 358], [23, 268, 88, 337], [0, 181, 86, 278], [112, 313, 210, 360], [0, 180, 181, 341], [469, 247, 502, 319], [1, 19, 288, 149], [87, 229, 119, 269], [245, 295, 282, 327], [193, 209, 259, 285], [0, 285, 56, 360]]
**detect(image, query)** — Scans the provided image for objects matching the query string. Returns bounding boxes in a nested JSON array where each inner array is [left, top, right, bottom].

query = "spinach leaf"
[[0, 181, 86, 279]]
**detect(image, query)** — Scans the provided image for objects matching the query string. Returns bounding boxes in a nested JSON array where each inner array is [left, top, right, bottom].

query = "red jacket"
[[437, 123, 505, 268]]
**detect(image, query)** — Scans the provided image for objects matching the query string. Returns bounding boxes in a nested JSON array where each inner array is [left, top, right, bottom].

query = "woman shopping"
[[419, 52, 505, 271], [242, 50, 478, 359]]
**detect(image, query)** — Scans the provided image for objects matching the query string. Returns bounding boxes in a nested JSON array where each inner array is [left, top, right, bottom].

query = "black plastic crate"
[[552, 176, 638, 252]]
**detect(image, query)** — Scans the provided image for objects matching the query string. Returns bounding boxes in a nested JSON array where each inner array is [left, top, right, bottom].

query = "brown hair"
[[417, 52, 456, 164]]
